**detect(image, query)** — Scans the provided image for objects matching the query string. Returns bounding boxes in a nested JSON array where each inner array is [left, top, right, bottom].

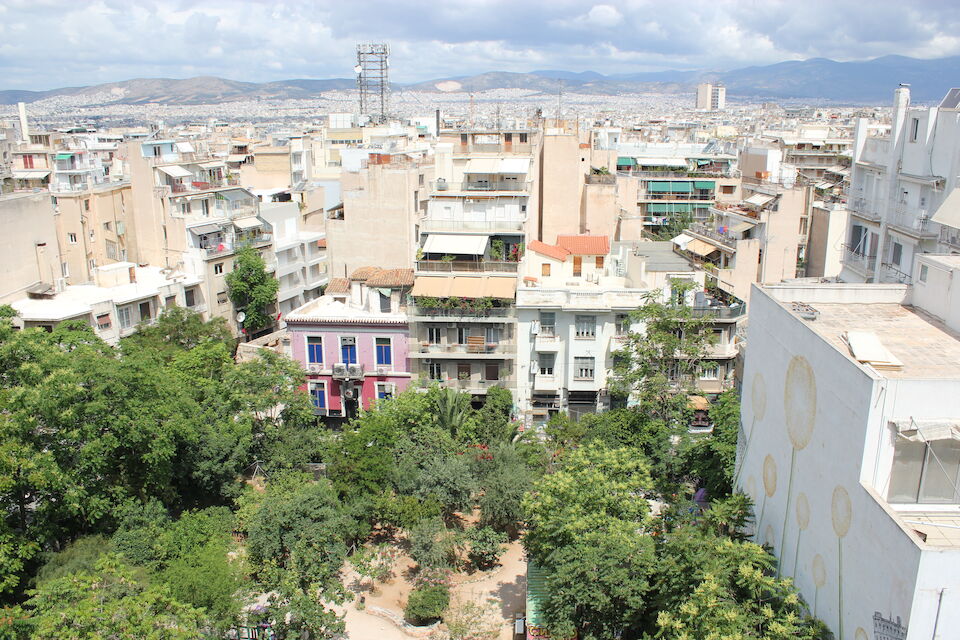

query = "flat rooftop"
[[895, 511, 960, 547], [783, 301, 960, 379]]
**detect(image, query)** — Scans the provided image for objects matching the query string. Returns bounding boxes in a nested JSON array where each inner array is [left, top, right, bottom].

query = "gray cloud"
[[0, 0, 958, 89]]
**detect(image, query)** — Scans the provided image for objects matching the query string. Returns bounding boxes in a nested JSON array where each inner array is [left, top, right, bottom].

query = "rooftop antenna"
[[356, 43, 390, 124]]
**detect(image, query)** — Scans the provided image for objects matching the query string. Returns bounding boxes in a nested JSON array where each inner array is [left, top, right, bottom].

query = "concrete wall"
[[54, 184, 132, 283], [0, 192, 60, 303], [807, 206, 848, 279], [539, 134, 586, 242]]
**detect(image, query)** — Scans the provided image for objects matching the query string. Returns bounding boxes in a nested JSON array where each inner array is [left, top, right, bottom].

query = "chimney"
[[128, 266, 136, 284], [891, 86, 911, 148], [17, 102, 29, 142]]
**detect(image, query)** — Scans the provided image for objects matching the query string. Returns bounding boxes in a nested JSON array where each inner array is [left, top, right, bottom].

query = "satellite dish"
[[236, 311, 246, 324], [353, 64, 363, 75]]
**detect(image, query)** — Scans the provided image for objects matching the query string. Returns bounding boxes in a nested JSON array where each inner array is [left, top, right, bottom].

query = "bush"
[[466, 526, 506, 571], [404, 584, 450, 625], [408, 518, 461, 570]]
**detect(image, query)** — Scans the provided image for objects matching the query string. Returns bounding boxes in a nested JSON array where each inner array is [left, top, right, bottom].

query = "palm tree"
[[435, 387, 469, 437]]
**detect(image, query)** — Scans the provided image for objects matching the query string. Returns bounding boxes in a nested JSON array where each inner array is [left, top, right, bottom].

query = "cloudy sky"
[[2, 0, 959, 90]]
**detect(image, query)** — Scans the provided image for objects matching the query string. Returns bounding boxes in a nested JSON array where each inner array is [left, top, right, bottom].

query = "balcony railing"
[[431, 180, 530, 193], [454, 143, 532, 154], [168, 177, 239, 194], [880, 262, 912, 284], [443, 377, 517, 392], [419, 218, 525, 233], [416, 260, 519, 273], [841, 244, 876, 274], [585, 174, 616, 185], [888, 210, 936, 237], [688, 223, 738, 250], [411, 305, 514, 319], [618, 169, 736, 179], [940, 226, 960, 248], [416, 342, 517, 355], [641, 193, 714, 201], [203, 234, 272, 258], [689, 305, 746, 320], [847, 198, 880, 221]]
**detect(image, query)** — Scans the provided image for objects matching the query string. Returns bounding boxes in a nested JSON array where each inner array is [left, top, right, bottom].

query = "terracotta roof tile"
[[317, 238, 327, 248], [556, 235, 610, 256], [349, 266, 382, 281], [528, 240, 570, 262], [326, 277, 350, 294], [365, 268, 414, 288]]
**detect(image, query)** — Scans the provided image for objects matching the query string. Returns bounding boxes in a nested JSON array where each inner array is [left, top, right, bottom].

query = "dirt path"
[[449, 541, 526, 639]]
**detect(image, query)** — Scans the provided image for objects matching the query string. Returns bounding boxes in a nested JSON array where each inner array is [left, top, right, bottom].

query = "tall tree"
[[225, 245, 279, 334]]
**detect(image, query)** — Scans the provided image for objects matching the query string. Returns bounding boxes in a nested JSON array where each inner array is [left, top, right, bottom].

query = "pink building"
[[285, 268, 413, 422]]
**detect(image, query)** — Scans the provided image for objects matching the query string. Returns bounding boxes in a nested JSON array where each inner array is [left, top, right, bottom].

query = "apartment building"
[[259, 201, 328, 316], [0, 191, 61, 304], [759, 125, 853, 183], [842, 87, 960, 285], [52, 183, 133, 284], [10, 262, 201, 344], [696, 83, 726, 110], [285, 267, 413, 423], [675, 177, 812, 302], [738, 259, 960, 639], [10, 132, 54, 191]]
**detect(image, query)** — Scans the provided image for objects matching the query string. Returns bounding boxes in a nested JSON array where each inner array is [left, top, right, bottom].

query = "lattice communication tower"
[[355, 43, 390, 124]]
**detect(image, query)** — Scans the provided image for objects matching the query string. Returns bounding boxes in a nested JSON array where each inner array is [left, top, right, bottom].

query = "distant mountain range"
[[3, 55, 959, 106]]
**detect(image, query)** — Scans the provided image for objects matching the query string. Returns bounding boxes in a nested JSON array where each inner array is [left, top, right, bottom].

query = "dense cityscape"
[[1, 4, 959, 639]]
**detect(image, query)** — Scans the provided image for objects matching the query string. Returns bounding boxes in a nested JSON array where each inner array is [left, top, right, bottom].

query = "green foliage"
[[25, 554, 205, 639], [414, 454, 476, 520], [444, 597, 501, 640], [434, 387, 471, 438], [122, 306, 234, 360], [466, 526, 506, 571], [679, 389, 741, 497], [35, 536, 111, 588], [404, 584, 450, 625], [408, 517, 461, 571], [475, 444, 532, 538], [225, 245, 279, 333], [160, 540, 243, 633]]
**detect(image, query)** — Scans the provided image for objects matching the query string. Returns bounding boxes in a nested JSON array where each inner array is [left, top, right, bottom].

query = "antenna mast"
[[356, 43, 390, 124]]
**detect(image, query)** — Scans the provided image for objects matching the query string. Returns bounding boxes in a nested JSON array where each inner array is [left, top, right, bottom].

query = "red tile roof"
[[556, 235, 610, 256], [365, 268, 414, 288], [349, 266, 381, 281], [528, 240, 570, 261], [326, 278, 350, 294], [317, 238, 327, 248]]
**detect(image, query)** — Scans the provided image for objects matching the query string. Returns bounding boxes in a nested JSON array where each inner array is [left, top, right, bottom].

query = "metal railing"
[[203, 234, 272, 258], [689, 305, 746, 320], [454, 143, 532, 154], [444, 377, 517, 392], [841, 244, 876, 273], [642, 193, 714, 201], [688, 223, 738, 250], [431, 180, 530, 193], [410, 305, 514, 319], [585, 174, 616, 185], [416, 260, 519, 273], [416, 342, 517, 355], [419, 218, 525, 233], [888, 210, 936, 237], [880, 262, 912, 284], [940, 226, 960, 248]]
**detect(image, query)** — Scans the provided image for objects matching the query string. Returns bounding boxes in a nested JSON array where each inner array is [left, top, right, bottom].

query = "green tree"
[[25, 554, 205, 639], [434, 387, 471, 438], [122, 306, 234, 360], [471, 386, 515, 445], [475, 443, 532, 538], [414, 454, 476, 520], [465, 526, 506, 571], [404, 584, 450, 625], [408, 517, 461, 571], [225, 245, 279, 334], [680, 390, 741, 497]]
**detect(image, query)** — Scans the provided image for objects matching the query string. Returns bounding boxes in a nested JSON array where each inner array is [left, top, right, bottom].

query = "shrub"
[[466, 526, 506, 571], [404, 584, 450, 625]]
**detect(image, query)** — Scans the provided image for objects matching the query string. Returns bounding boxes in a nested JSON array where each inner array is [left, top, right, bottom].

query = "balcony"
[[848, 198, 881, 222], [431, 180, 530, 194], [940, 226, 960, 249], [887, 210, 937, 238], [688, 305, 746, 321], [841, 244, 876, 277], [880, 262, 912, 284], [410, 305, 515, 320], [585, 174, 616, 185], [203, 234, 272, 258], [454, 143, 532, 154], [411, 342, 517, 358], [687, 223, 738, 251], [419, 218, 525, 234], [443, 376, 517, 393], [416, 260, 519, 273], [618, 170, 735, 179], [516, 288, 647, 311], [168, 177, 239, 194], [640, 193, 714, 201]]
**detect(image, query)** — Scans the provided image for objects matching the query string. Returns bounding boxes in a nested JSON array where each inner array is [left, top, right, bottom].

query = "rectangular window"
[[573, 255, 583, 277], [540, 312, 556, 336], [103, 221, 111, 231], [138, 301, 152, 322], [84, 199, 90, 212], [106, 241, 118, 261], [615, 314, 630, 336], [118, 305, 133, 329], [457, 362, 471, 379], [700, 362, 720, 380], [539, 353, 555, 375], [428, 327, 443, 344], [61, 262, 69, 277], [484, 363, 500, 381], [376, 383, 394, 400], [574, 357, 595, 380], [379, 292, 392, 313], [920, 264, 929, 283], [575, 315, 596, 338], [920, 440, 960, 503], [214, 263, 224, 275], [340, 337, 357, 364], [541, 263, 551, 276], [96, 313, 111, 330], [307, 336, 323, 364], [216, 291, 228, 305], [88, 259, 97, 271], [68, 233, 77, 244], [485, 326, 500, 344], [457, 327, 468, 344], [428, 362, 443, 381], [165, 296, 176, 309], [595, 256, 604, 269], [519, 133, 528, 143], [375, 337, 392, 366], [891, 242, 903, 267], [310, 382, 327, 409], [910, 118, 920, 143], [184, 288, 196, 307]]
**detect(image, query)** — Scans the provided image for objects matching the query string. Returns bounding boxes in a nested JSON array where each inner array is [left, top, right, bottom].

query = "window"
[[214, 262, 224, 275], [574, 357, 595, 380], [118, 305, 133, 329], [84, 199, 90, 212], [485, 326, 500, 344], [216, 291, 228, 305], [541, 263, 551, 276], [310, 382, 327, 409], [88, 259, 97, 271], [340, 337, 357, 364], [920, 264, 929, 283], [307, 336, 323, 364], [540, 312, 555, 336], [103, 221, 111, 231], [889, 437, 960, 503], [615, 314, 630, 336], [428, 327, 443, 344], [573, 256, 583, 277], [721, 185, 735, 195], [910, 118, 920, 143], [539, 353, 555, 375], [519, 133, 528, 143], [68, 233, 77, 244], [379, 291, 392, 313], [165, 295, 176, 308], [575, 315, 596, 338], [96, 314, 111, 330], [375, 337, 392, 366], [891, 242, 903, 267], [61, 262, 69, 277], [23, 154, 34, 169], [595, 256, 604, 269], [457, 327, 468, 344], [184, 288, 196, 307], [106, 241, 118, 261], [376, 383, 394, 400], [138, 301, 152, 322], [428, 362, 443, 381], [484, 363, 500, 381], [457, 363, 471, 379], [700, 362, 720, 380]]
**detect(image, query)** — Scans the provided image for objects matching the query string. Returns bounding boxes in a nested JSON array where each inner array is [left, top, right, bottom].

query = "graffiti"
[[873, 612, 907, 640]]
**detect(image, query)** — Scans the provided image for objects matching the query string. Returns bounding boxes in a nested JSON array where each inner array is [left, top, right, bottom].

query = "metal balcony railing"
[[416, 260, 519, 273], [431, 180, 530, 193], [419, 218, 525, 233], [416, 342, 517, 355], [411, 305, 514, 319], [841, 244, 876, 273]]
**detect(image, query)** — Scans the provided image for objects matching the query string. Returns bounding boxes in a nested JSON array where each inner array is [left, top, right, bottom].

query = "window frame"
[[538, 352, 555, 376], [340, 335, 358, 364], [310, 381, 327, 409], [574, 356, 595, 380], [575, 315, 596, 339], [306, 336, 324, 364], [375, 337, 393, 366]]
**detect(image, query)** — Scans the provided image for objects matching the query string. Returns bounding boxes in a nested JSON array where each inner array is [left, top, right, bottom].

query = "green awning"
[[526, 562, 548, 628], [647, 203, 694, 213], [694, 181, 716, 190], [696, 159, 711, 166], [649, 181, 694, 193], [617, 156, 636, 167], [669, 181, 693, 193], [55, 153, 74, 160]]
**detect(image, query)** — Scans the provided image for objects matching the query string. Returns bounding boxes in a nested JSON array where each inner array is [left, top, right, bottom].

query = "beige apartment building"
[[53, 183, 132, 284], [0, 192, 61, 304]]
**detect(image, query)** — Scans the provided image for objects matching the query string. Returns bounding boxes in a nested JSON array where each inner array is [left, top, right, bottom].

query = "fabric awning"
[[55, 153, 75, 160], [412, 277, 452, 297], [686, 239, 719, 257], [189, 223, 223, 235], [616, 156, 636, 167], [422, 234, 488, 255], [744, 193, 775, 207], [499, 158, 530, 174], [892, 418, 960, 442], [449, 277, 482, 298], [199, 160, 225, 169], [484, 276, 517, 299], [233, 217, 263, 230], [931, 188, 960, 228], [672, 233, 693, 249], [730, 221, 756, 233], [647, 181, 693, 193], [12, 170, 50, 179], [647, 203, 694, 213], [464, 158, 501, 173], [228, 154, 248, 162], [157, 165, 193, 178], [694, 181, 716, 190], [175, 142, 195, 153]]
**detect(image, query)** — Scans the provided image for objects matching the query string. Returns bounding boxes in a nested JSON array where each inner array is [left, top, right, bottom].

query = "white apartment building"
[[696, 83, 726, 110], [259, 201, 328, 316], [738, 256, 960, 640], [842, 87, 960, 285]]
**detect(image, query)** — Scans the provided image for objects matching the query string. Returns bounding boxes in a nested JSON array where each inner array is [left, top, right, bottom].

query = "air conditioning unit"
[[307, 363, 322, 374], [446, 322, 457, 329], [376, 366, 389, 375], [332, 363, 348, 379], [347, 363, 364, 379], [423, 359, 433, 365], [341, 336, 356, 346], [343, 387, 356, 400]]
